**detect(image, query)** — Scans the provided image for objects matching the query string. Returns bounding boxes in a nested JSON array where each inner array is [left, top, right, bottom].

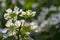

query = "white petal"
[[19, 9, 23, 13], [9, 32, 16, 36], [21, 20, 25, 26], [2, 28, 8, 33], [5, 20, 14, 27], [15, 20, 21, 27], [32, 11, 36, 16], [6, 9, 12, 13], [21, 11, 26, 15]]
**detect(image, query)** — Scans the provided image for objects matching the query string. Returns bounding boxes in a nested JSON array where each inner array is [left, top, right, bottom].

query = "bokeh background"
[[0, 0, 60, 40]]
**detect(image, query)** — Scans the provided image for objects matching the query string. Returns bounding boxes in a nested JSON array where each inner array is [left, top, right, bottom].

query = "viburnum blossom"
[[30, 22, 38, 30], [4, 6, 36, 39], [5, 20, 25, 28], [4, 6, 23, 20], [15, 20, 21, 27], [15, 20, 25, 27], [13, 6, 23, 15], [6, 9, 12, 13], [5, 20, 14, 27], [20, 10, 36, 18], [20, 19, 25, 26]]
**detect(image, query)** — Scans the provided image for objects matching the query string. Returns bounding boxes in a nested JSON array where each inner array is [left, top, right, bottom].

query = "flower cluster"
[[4, 6, 36, 36], [4, 6, 22, 20], [5, 19, 25, 28], [4, 6, 36, 27], [20, 10, 36, 18]]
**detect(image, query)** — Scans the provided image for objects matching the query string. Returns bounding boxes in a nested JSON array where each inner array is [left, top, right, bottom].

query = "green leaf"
[[20, 26, 31, 38], [4, 36, 16, 40], [24, 0, 34, 9]]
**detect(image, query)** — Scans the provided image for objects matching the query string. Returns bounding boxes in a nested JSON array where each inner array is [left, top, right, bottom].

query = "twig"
[[17, 22, 22, 40]]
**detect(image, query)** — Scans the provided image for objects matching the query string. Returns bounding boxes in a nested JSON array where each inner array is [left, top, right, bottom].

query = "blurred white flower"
[[21, 19, 25, 26], [4, 13, 11, 20], [32, 11, 36, 17], [6, 9, 12, 13], [4, 6, 23, 20], [37, 7, 49, 23], [15, 20, 25, 27], [49, 6, 57, 11], [20, 10, 36, 18], [26, 10, 36, 16], [5, 20, 14, 27], [19, 9, 23, 13], [41, 7, 49, 13], [15, 20, 21, 27], [56, 25, 59, 28], [9, 32, 16, 36], [35, 28, 41, 32], [26, 10, 31, 16], [30, 22, 38, 30], [4, 7, 37, 37], [26, 32, 30, 35], [24, 22, 30, 26], [21, 11, 26, 16], [48, 13, 60, 25], [1, 2, 6, 8], [14, 6, 19, 12], [1, 28, 8, 33], [3, 34, 9, 39], [30, 22, 35, 26], [14, 6, 22, 14], [40, 20, 49, 28]]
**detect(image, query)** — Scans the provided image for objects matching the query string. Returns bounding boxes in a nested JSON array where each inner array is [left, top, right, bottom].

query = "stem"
[[17, 22, 22, 40]]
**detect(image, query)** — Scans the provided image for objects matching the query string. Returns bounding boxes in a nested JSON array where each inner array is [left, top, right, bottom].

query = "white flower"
[[1, 28, 8, 33], [14, 6, 23, 14], [49, 6, 57, 11], [14, 6, 19, 12], [4, 13, 11, 20], [19, 14, 23, 17], [4, 8, 19, 20], [30, 22, 38, 30], [41, 7, 49, 13], [20, 10, 36, 17], [40, 20, 48, 28], [15, 20, 21, 27], [26, 10, 31, 16], [5, 20, 14, 27], [32, 11, 36, 16], [31, 25, 38, 30], [4, 13, 17, 20], [9, 32, 16, 36], [30, 22, 35, 26], [19, 11, 26, 17], [21, 20, 25, 26], [26, 32, 30, 34], [19, 9, 23, 13], [6, 9, 12, 13], [24, 22, 30, 26], [22, 11, 26, 15], [35, 28, 41, 32], [26, 10, 36, 17]]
